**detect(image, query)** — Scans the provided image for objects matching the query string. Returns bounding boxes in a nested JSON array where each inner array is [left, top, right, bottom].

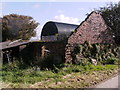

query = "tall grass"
[[1, 61, 118, 85]]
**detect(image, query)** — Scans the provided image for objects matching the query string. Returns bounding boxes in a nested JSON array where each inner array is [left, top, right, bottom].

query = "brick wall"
[[65, 12, 115, 63]]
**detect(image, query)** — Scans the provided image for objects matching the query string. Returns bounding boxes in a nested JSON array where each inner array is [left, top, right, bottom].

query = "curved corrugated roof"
[[41, 21, 78, 41]]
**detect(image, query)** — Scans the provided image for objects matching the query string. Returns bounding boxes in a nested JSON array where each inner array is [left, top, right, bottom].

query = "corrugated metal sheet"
[[41, 21, 78, 41], [0, 40, 30, 50]]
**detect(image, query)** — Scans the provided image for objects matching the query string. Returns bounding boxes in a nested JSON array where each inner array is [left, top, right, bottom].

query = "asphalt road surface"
[[94, 74, 120, 88]]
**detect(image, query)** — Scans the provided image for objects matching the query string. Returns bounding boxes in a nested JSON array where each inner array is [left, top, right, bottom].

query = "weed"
[[1, 62, 118, 88]]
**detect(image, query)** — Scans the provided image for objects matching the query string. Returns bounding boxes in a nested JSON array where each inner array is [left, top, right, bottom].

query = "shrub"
[[102, 58, 120, 64], [71, 43, 120, 65]]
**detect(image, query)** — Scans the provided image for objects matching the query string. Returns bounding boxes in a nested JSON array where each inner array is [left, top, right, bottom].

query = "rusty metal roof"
[[0, 40, 30, 50]]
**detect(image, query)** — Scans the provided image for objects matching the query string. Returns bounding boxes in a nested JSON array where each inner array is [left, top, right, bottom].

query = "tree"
[[96, 2, 120, 44], [1, 14, 39, 42]]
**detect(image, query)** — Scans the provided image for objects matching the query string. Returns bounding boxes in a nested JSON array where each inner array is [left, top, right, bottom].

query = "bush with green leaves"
[[71, 42, 120, 65]]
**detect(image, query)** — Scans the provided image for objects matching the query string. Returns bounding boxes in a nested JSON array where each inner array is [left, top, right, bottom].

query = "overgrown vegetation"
[[1, 42, 119, 88], [71, 42, 120, 65], [1, 61, 118, 88]]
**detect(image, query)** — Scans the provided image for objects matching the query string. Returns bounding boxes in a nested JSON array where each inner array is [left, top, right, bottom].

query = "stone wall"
[[65, 12, 115, 63], [68, 12, 114, 44]]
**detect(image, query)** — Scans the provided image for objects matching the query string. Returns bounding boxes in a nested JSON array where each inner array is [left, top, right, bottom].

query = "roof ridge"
[[8, 39, 22, 46]]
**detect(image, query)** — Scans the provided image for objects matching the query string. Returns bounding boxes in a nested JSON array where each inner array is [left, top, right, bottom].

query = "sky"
[[1, 0, 119, 40]]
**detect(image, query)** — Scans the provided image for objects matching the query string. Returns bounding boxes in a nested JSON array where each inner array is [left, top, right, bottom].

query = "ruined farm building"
[[65, 11, 115, 63], [1, 11, 115, 65], [33, 21, 79, 64], [40, 11, 115, 64]]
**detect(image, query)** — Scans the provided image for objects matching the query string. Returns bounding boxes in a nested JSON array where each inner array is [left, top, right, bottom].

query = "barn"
[[1, 21, 78, 64], [65, 11, 115, 63], [41, 21, 78, 41], [31, 21, 79, 65], [1, 11, 115, 65]]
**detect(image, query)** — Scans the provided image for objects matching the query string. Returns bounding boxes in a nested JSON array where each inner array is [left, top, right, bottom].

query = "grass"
[[0, 61, 119, 88]]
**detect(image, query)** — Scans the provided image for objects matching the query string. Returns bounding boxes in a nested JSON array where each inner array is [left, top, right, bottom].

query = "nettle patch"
[[71, 42, 120, 65]]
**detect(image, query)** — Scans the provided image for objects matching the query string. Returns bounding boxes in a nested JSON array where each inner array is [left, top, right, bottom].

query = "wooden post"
[[41, 46, 46, 58]]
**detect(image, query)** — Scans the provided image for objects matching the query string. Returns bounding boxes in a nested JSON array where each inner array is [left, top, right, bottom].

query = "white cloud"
[[54, 14, 80, 25], [57, 10, 64, 13], [30, 25, 42, 41], [35, 25, 42, 37], [33, 4, 40, 9]]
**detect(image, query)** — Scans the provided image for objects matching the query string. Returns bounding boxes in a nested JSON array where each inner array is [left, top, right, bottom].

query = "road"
[[94, 74, 120, 88]]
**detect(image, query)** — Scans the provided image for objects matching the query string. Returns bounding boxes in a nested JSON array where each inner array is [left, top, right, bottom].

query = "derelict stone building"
[[40, 12, 115, 64], [65, 11, 115, 63], [33, 21, 78, 65], [1, 22, 78, 65], [1, 11, 115, 65]]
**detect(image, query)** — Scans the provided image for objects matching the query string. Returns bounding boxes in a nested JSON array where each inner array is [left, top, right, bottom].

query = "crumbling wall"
[[65, 12, 115, 63]]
